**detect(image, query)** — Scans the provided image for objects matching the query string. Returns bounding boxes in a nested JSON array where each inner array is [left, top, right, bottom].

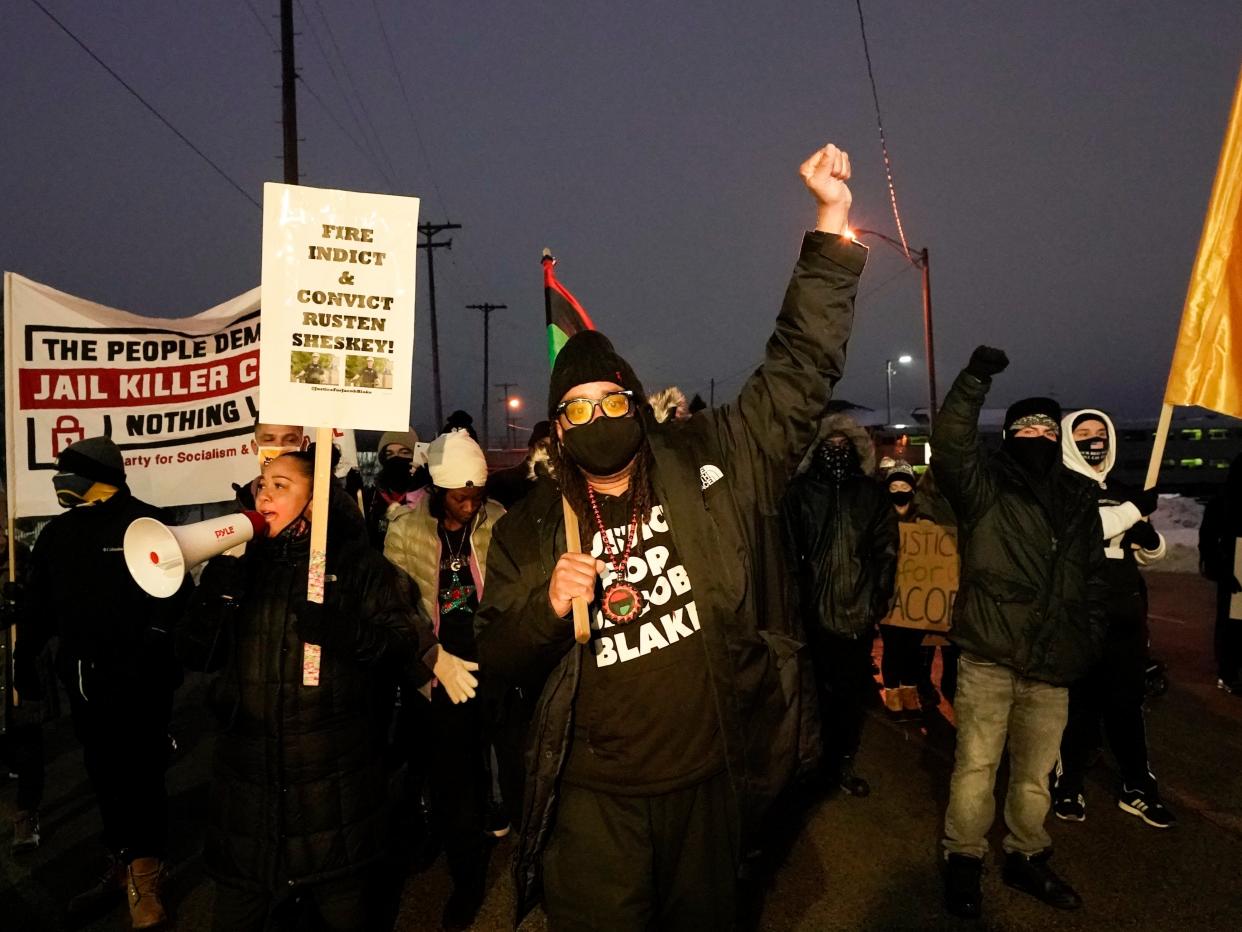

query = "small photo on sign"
[[290, 351, 339, 386], [347, 354, 391, 389]]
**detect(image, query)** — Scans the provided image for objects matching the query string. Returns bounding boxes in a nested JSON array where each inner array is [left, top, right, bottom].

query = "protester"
[[178, 449, 478, 932], [486, 420, 553, 509], [475, 143, 866, 928], [932, 347, 1108, 918], [785, 415, 897, 795], [383, 431, 506, 929], [878, 460, 936, 717], [1051, 409, 1174, 828], [1199, 452, 1242, 694], [14, 436, 188, 928], [364, 428, 430, 548], [443, 409, 480, 441]]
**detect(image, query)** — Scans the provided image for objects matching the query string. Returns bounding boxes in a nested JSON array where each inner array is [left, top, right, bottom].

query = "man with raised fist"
[[932, 346, 1108, 919]]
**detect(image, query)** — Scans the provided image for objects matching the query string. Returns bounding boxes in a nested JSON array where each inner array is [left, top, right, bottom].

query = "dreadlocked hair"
[[549, 435, 656, 551]]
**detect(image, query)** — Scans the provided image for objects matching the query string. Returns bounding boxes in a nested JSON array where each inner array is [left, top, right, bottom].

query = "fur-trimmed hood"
[[648, 386, 691, 424], [797, 412, 876, 476]]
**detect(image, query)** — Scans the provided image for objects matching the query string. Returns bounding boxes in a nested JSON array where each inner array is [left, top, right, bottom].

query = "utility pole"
[[920, 247, 938, 432], [279, 0, 298, 184], [709, 378, 715, 409], [418, 222, 460, 428], [467, 303, 507, 450], [495, 382, 519, 449]]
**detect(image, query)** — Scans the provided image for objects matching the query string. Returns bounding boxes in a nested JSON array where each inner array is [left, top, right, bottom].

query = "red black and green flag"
[[543, 248, 595, 367]]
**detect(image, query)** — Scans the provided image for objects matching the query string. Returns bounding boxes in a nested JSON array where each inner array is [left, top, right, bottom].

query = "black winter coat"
[[784, 472, 898, 639], [178, 512, 436, 891], [475, 231, 867, 920], [931, 370, 1108, 686], [16, 490, 186, 701]]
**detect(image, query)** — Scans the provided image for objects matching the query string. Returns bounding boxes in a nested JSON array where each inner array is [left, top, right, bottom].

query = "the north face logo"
[[700, 464, 724, 490]]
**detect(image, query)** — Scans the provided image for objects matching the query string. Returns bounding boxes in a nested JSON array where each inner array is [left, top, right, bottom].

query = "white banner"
[[4, 273, 261, 518], [259, 182, 419, 431]]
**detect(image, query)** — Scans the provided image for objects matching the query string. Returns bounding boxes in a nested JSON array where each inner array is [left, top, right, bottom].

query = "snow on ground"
[[1146, 493, 1204, 575]]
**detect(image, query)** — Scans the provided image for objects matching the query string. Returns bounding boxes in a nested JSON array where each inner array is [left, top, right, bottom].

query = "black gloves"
[[965, 345, 1009, 379], [1123, 488, 1159, 517], [294, 599, 358, 653], [201, 555, 247, 603], [1122, 520, 1160, 551]]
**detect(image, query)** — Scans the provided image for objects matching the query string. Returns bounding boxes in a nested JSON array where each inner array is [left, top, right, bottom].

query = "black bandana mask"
[[1075, 437, 1109, 466], [814, 442, 856, 482], [379, 455, 416, 491], [53, 473, 96, 509], [1003, 435, 1060, 476], [561, 416, 645, 477], [889, 489, 914, 507]]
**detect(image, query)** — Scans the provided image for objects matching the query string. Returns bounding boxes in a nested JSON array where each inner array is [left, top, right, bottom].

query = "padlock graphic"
[[51, 415, 86, 456]]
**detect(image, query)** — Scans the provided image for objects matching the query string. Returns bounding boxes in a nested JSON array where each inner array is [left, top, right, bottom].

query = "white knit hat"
[[427, 431, 488, 489]]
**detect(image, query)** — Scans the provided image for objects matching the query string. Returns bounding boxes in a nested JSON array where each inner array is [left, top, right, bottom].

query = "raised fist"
[[1125, 488, 1159, 517], [800, 143, 852, 235], [965, 345, 1009, 379]]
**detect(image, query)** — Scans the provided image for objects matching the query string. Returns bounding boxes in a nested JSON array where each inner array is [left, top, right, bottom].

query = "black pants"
[[879, 625, 930, 689], [2, 722, 45, 812], [66, 675, 173, 859], [1214, 585, 1242, 682], [542, 771, 739, 932], [212, 875, 369, 932], [428, 686, 488, 891], [1057, 624, 1155, 796], [809, 631, 874, 763], [483, 684, 535, 826]]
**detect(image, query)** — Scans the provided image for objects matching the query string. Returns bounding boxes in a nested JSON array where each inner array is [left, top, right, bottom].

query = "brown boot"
[[127, 857, 168, 930], [899, 685, 921, 712]]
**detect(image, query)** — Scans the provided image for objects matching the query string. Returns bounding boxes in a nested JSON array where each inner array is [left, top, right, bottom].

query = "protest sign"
[[258, 183, 419, 431], [3, 273, 260, 518], [883, 521, 959, 633]]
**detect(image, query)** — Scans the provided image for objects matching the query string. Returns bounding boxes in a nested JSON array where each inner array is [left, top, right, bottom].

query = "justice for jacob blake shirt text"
[[564, 494, 725, 795]]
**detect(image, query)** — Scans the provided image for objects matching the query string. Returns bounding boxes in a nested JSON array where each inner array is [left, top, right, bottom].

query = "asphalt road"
[[3, 571, 1240, 931]]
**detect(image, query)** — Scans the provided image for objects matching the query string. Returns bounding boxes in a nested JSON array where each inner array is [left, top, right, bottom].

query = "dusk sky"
[[4, 1, 1240, 443]]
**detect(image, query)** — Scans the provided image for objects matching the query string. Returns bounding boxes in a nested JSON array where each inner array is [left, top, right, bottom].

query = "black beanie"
[[547, 331, 646, 419], [1003, 397, 1062, 438], [57, 436, 126, 486]]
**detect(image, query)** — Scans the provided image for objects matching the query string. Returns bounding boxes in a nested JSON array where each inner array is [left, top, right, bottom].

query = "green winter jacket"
[[475, 230, 867, 920], [931, 369, 1109, 686]]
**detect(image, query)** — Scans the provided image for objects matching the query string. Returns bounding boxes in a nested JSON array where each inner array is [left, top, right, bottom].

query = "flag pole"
[[1143, 403, 1176, 492]]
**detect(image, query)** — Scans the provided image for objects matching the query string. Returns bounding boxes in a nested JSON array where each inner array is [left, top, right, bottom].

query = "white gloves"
[[425, 644, 479, 704]]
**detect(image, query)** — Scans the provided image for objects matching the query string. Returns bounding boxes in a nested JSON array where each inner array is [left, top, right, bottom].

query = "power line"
[[239, 0, 277, 46], [27, 0, 260, 209], [303, 0, 401, 186], [855, 0, 911, 258], [368, 0, 451, 213]]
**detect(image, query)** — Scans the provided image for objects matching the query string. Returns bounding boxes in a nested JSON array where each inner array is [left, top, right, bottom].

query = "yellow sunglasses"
[[556, 390, 635, 427]]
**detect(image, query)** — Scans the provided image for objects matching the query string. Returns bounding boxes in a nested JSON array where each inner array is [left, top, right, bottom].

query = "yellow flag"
[[1164, 65, 1242, 419]]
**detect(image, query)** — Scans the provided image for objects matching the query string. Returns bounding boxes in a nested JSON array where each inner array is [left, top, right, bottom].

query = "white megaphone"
[[124, 511, 268, 598]]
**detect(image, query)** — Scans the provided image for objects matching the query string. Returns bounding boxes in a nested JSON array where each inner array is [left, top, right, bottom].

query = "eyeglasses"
[[556, 390, 635, 427]]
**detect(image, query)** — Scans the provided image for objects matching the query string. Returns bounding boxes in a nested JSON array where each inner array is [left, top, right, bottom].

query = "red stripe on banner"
[[543, 255, 596, 330], [17, 350, 260, 410]]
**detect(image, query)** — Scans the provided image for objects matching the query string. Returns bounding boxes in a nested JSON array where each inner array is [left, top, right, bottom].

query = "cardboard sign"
[[883, 522, 959, 633], [258, 183, 419, 431], [3, 273, 260, 517]]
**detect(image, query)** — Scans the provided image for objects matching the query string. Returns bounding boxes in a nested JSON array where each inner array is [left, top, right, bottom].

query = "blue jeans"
[[943, 653, 1069, 858]]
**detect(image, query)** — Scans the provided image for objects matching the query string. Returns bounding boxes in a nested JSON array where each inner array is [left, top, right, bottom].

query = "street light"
[[850, 228, 938, 431], [885, 355, 913, 427]]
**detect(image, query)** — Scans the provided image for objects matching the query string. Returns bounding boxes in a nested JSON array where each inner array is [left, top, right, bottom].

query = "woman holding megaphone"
[[178, 449, 478, 931]]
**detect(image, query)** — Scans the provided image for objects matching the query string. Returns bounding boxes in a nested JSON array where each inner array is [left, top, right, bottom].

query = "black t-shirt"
[[564, 490, 725, 795], [437, 523, 478, 661]]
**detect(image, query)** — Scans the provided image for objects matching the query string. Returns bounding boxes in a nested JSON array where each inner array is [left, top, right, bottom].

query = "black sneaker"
[[1052, 793, 1086, 822], [943, 853, 983, 919], [837, 758, 871, 798], [1002, 850, 1081, 910], [1117, 787, 1176, 829], [484, 801, 511, 839]]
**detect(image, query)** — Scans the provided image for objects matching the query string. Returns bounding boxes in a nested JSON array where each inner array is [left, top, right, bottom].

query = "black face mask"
[[53, 473, 95, 508], [889, 490, 914, 507], [813, 442, 855, 482], [379, 455, 416, 490], [1003, 435, 1060, 476], [561, 416, 645, 477], [1075, 437, 1109, 466]]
